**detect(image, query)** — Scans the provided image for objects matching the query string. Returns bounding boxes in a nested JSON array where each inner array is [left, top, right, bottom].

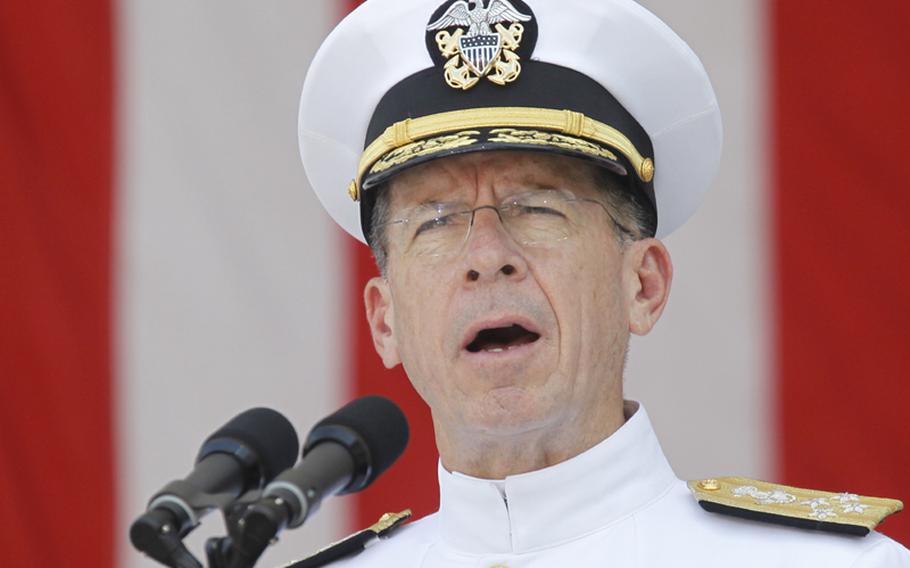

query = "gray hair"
[[592, 167, 657, 242], [368, 185, 393, 276], [367, 166, 657, 275]]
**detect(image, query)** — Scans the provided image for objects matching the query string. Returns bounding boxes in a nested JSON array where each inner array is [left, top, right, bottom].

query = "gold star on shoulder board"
[[689, 477, 903, 536]]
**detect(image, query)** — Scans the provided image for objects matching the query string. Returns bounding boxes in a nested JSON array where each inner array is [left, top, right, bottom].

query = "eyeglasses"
[[377, 188, 632, 259]]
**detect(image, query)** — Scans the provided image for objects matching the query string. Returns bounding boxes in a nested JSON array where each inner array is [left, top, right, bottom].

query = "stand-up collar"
[[437, 401, 677, 555]]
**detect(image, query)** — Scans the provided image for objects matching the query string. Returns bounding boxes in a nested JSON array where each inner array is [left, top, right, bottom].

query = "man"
[[296, 0, 909, 565]]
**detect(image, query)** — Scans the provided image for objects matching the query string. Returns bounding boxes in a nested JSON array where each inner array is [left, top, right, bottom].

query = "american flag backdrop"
[[1, 1, 908, 567]]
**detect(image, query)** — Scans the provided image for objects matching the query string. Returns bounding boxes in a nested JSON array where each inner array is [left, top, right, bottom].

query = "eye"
[[501, 190, 572, 219], [515, 204, 567, 218], [414, 213, 457, 236]]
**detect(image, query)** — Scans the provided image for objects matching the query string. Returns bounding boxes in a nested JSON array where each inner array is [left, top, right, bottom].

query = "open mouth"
[[465, 324, 541, 354]]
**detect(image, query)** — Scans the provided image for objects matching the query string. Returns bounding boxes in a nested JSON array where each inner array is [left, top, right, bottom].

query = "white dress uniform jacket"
[[330, 403, 910, 567]]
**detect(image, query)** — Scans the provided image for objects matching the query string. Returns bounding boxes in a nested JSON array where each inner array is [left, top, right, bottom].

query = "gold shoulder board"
[[277, 509, 412, 568], [689, 477, 903, 536]]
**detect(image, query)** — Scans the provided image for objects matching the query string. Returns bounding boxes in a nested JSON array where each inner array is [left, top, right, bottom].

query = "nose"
[[461, 207, 528, 285]]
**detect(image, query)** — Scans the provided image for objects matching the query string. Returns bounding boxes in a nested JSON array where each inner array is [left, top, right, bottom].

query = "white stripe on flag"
[[625, 0, 772, 481], [117, 1, 347, 566]]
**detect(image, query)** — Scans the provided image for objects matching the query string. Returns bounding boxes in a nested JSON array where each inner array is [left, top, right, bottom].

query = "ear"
[[625, 239, 673, 336], [364, 276, 401, 368]]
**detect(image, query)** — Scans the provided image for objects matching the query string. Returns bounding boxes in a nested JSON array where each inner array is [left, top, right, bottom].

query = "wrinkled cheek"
[[395, 308, 424, 366], [575, 256, 626, 365], [395, 300, 445, 383]]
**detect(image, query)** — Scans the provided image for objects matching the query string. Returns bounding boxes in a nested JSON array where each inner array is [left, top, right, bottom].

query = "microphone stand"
[[132, 487, 284, 568], [132, 486, 265, 568], [130, 507, 204, 568], [206, 495, 292, 568]]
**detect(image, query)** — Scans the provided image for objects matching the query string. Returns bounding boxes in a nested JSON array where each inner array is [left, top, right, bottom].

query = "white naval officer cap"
[[298, 0, 722, 244]]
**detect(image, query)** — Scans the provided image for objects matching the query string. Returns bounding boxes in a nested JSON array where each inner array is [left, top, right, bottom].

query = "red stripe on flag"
[[349, 248, 440, 529], [0, 1, 115, 565], [343, 0, 439, 532], [772, 0, 910, 544]]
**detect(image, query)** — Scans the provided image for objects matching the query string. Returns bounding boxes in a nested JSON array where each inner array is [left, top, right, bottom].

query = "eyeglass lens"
[[392, 189, 600, 258]]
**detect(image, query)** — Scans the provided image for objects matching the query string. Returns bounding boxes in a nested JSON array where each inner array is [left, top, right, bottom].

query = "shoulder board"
[[277, 509, 412, 568], [688, 477, 903, 536]]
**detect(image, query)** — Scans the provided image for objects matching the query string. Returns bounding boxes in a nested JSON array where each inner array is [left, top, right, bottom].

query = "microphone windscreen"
[[199, 407, 300, 482], [307, 395, 409, 489]]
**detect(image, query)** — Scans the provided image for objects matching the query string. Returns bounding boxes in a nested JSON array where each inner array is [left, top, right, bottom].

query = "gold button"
[[490, 565, 508, 568], [640, 158, 655, 183], [348, 180, 360, 201], [698, 479, 720, 491]]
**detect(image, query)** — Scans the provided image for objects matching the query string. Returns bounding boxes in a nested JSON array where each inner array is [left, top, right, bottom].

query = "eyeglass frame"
[[373, 188, 636, 260]]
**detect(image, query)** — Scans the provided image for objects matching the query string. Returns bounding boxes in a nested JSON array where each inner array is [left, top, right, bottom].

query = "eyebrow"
[[512, 178, 558, 190], [393, 198, 464, 219], [412, 198, 463, 209], [404, 185, 567, 211], [513, 168, 596, 192], [394, 171, 576, 212]]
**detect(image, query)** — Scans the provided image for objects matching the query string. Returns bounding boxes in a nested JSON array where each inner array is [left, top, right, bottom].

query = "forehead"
[[386, 151, 604, 208]]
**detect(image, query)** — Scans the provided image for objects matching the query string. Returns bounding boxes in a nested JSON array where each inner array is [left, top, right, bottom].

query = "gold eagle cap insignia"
[[689, 477, 904, 536], [427, 0, 532, 90]]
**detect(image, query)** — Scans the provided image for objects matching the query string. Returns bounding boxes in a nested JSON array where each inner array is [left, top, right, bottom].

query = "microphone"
[[130, 407, 299, 565], [269, 395, 409, 526], [227, 396, 408, 566]]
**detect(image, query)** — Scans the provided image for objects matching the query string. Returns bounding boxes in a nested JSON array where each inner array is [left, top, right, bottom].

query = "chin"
[[470, 387, 556, 435]]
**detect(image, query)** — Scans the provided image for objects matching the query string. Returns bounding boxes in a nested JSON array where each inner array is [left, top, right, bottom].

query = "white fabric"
[[298, 0, 722, 241], [329, 403, 910, 567]]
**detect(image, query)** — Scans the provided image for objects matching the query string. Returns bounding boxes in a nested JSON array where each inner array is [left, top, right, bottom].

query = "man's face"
[[365, 151, 668, 442]]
